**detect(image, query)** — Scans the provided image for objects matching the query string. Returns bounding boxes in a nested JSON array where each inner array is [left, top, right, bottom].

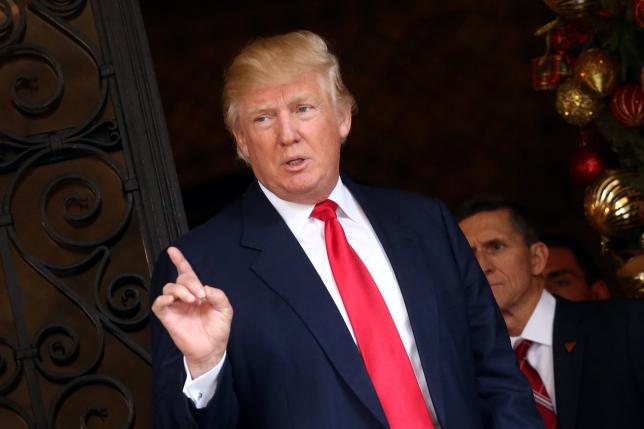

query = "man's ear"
[[591, 280, 611, 300], [337, 104, 352, 140], [232, 126, 250, 161], [529, 242, 549, 276]]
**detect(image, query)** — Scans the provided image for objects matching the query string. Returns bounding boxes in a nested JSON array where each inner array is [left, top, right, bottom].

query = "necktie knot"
[[311, 199, 338, 222], [515, 339, 533, 361]]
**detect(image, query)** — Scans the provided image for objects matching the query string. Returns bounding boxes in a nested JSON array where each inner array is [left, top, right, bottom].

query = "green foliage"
[[596, 111, 644, 180]]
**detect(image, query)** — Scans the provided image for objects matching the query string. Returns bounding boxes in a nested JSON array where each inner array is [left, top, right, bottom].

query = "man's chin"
[[279, 185, 328, 204], [490, 290, 506, 307]]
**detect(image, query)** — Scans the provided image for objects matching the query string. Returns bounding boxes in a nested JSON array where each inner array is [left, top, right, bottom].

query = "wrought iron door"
[[0, 0, 186, 427]]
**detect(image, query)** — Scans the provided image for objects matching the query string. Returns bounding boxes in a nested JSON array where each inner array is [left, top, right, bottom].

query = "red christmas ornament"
[[633, 0, 644, 28], [610, 83, 644, 128], [570, 146, 606, 186]]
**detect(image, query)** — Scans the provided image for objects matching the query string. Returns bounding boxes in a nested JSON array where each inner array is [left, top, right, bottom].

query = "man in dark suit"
[[457, 198, 644, 429], [151, 31, 543, 429]]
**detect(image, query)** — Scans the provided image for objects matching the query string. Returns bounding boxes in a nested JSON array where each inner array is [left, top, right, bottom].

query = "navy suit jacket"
[[151, 178, 543, 428]]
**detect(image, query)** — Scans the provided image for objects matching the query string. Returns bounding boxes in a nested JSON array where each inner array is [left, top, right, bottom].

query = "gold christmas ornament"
[[543, 0, 599, 19], [555, 78, 602, 126], [584, 169, 644, 240], [615, 253, 644, 299], [574, 49, 619, 97]]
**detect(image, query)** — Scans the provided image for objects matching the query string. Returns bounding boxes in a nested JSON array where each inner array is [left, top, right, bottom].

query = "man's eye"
[[296, 105, 313, 114], [483, 242, 505, 255], [550, 275, 575, 288]]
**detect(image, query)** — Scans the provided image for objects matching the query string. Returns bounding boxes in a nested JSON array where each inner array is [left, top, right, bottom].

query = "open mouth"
[[285, 158, 305, 167]]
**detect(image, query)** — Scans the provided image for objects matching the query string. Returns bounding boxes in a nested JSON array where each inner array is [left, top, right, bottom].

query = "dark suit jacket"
[[553, 297, 644, 429], [151, 178, 543, 429]]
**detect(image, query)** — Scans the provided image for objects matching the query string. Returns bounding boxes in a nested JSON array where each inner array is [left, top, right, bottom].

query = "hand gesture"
[[152, 246, 233, 378]]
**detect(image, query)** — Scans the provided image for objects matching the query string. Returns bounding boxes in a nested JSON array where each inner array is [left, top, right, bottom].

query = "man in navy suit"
[[457, 198, 644, 429], [151, 31, 543, 428]]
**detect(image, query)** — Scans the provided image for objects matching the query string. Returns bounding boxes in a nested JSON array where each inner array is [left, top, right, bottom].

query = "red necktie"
[[515, 340, 557, 429], [311, 199, 435, 429]]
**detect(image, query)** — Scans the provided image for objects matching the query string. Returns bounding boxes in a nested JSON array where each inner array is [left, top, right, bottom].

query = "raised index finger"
[[167, 246, 194, 275]]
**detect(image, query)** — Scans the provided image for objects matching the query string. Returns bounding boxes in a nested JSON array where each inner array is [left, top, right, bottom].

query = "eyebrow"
[[245, 93, 320, 117], [469, 239, 500, 252], [482, 239, 505, 247], [246, 108, 273, 119]]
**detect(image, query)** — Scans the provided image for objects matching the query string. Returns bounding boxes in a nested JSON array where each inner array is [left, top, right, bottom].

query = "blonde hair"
[[223, 30, 357, 141]]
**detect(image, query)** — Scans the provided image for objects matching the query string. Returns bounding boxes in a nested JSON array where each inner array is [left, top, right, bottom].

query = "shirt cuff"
[[182, 352, 226, 409]]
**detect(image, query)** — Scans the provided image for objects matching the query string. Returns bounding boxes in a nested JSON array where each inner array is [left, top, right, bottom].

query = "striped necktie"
[[515, 339, 557, 429]]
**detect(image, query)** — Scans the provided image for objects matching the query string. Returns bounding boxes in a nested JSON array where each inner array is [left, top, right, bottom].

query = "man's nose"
[[277, 112, 299, 145], [476, 252, 494, 275]]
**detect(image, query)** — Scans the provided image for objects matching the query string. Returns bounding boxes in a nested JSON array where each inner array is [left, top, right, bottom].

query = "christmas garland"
[[534, 0, 644, 296]]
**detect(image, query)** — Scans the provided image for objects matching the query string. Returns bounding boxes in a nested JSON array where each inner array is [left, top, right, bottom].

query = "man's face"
[[233, 71, 351, 204], [543, 247, 594, 301], [458, 209, 544, 314]]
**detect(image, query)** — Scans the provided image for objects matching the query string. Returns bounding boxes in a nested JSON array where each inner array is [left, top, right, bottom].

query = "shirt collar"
[[511, 288, 556, 348], [258, 177, 360, 234]]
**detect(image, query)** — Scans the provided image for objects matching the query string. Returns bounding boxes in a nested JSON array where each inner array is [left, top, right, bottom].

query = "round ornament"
[[569, 146, 605, 186], [574, 49, 619, 97], [584, 169, 644, 240], [634, 0, 644, 28], [556, 78, 602, 126], [543, 0, 599, 19], [610, 83, 644, 128], [616, 253, 644, 299]]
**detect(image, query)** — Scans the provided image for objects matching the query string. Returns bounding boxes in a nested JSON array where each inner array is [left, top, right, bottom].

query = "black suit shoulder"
[[346, 178, 444, 214], [344, 179, 458, 242], [553, 297, 644, 429], [555, 297, 644, 328]]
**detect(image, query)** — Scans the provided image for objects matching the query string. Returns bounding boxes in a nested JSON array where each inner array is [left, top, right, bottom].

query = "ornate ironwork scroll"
[[0, 0, 185, 427]]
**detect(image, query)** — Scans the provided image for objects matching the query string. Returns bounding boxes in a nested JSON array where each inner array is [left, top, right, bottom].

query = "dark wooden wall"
[[140, 1, 594, 246]]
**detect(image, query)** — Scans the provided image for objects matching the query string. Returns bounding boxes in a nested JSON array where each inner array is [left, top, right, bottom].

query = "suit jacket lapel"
[[552, 299, 585, 429], [346, 180, 445, 422], [239, 182, 388, 429]]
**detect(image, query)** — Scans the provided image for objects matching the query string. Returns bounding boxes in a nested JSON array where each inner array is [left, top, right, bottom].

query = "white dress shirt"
[[510, 289, 557, 410], [183, 178, 439, 426]]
